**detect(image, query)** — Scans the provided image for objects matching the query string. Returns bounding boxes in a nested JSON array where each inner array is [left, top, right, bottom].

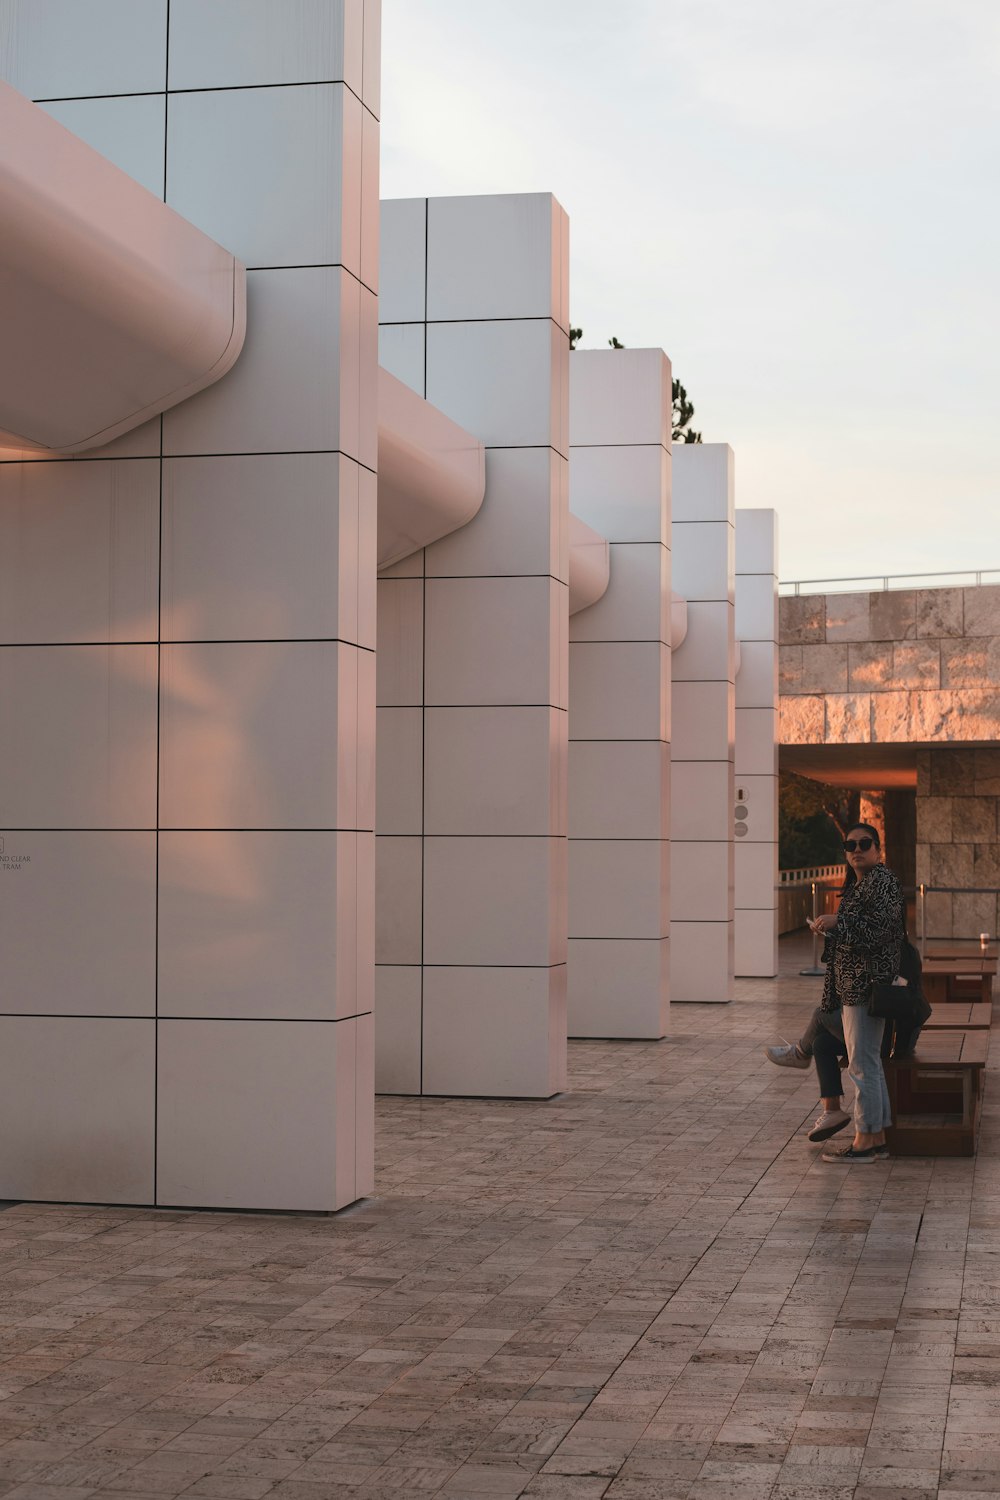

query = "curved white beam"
[[377, 367, 486, 570], [568, 513, 611, 615], [0, 82, 246, 455], [671, 591, 689, 649]]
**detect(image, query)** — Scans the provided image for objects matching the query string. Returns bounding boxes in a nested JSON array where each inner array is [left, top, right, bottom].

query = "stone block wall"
[[780, 586, 1000, 745], [917, 748, 1000, 939]]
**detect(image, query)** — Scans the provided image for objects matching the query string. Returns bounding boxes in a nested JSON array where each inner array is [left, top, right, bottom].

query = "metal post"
[[919, 882, 926, 958], [800, 879, 826, 977]]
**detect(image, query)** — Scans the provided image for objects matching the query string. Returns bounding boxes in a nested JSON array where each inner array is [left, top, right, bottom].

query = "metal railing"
[[779, 567, 1000, 598], [779, 863, 846, 886]]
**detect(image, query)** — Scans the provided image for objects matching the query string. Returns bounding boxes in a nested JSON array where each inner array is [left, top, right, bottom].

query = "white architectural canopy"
[[0, 81, 246, 454], [376, 366, 486, 569]]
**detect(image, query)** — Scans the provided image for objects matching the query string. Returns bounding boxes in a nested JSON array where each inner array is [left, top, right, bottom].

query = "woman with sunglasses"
[[807, 823, 902, 1163]]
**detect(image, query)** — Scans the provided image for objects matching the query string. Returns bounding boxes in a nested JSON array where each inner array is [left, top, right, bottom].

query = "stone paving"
[[0, 942, 998, 1500]]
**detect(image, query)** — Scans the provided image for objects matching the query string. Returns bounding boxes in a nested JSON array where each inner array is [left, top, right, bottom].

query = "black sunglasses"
[[843, 837, 875, 853]]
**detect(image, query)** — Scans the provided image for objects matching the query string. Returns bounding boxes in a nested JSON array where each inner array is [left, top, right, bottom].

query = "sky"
[[379, 0, 1000, 584]]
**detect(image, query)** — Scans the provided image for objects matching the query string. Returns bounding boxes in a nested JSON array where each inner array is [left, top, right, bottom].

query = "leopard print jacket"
[[820, 862, 904, 1012]]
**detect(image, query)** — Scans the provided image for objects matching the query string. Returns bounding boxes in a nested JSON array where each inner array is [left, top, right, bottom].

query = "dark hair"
[[839, 822, 882, 894]]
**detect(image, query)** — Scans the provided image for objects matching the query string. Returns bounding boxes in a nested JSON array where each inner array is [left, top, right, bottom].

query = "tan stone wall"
[[780, 586, 1000, 744], [916, 748, 1000, 940]]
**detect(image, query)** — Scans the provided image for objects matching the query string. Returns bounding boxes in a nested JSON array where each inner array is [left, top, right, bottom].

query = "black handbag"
[[867, 916, 931, 1025], [868, 980, 919, 1023]]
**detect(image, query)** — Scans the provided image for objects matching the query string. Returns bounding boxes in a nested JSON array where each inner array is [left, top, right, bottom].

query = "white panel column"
[[735, 509, 780, 976], [0, 0, 380, 1210], [670, 445, 736, 1003], [567, 350, 671, 1037], [376, 193, 570, 1097]]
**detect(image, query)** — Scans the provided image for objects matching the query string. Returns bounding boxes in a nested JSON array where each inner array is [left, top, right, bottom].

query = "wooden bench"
[[922, 1002, 993, 1030], [921, 958, 996, 1005], [885, 1029, 988, 1157]]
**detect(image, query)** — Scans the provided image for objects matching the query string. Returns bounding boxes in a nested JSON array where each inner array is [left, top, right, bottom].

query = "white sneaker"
[[808, 1108, 852, 1142], [764, 1041, 810, 1070]]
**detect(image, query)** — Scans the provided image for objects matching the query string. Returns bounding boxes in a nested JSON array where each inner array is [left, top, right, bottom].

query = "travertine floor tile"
[[0, 934, 997, 1499]]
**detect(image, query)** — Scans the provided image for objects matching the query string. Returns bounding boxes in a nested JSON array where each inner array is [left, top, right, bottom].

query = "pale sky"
[[380, 0, 1000, 584]]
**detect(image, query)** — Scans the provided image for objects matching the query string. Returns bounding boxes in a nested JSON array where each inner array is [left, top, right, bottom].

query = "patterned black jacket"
[[820, 863, 904, 1012]]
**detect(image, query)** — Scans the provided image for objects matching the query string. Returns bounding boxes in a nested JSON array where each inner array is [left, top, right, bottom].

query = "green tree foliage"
[[779, 772, 860, 869], [569, 326, 583, 350], [672, 379, 702, 443]]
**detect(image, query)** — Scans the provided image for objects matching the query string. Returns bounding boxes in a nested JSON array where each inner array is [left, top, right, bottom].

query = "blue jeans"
[[842, 1002, 892, 1134]]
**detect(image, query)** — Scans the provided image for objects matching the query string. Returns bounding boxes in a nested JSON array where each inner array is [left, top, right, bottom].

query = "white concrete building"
[[0, 0, 779, 1211]]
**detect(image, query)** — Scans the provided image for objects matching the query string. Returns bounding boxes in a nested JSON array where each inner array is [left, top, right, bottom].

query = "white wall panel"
[[567, 939, 668, 1039], [0, 1016, 155, 1203], [163, 267, 372, 460], [167, 84, 359, 272], [427, 194, 568, 327], [671, 445, 734, 522], [569, 642, 669, 741], [737, 707, 779, 776], [570, 444, 668, 544], [570, 543, 668, 644], [426, 320, 565, 452], [569, 346, 670, 447], [426, 447, 565, 580], [0, 0, 168, 98], [424, 707, 563, 837], [376, 578, 423, 706], [158, 831, 364, 1020], [375, 836, 422, 965], [570, 841, 668, 940], [168, 0, 364, 93], [735, 910, 779, 977], [735, 571, 780, 641], [376, 707, 423, 835], [0, 833, 155, 1017], [40, 94, 166, 196], [670, 522, 735, 601], [736, 638, 779, 709], [162, 453, 365, 646], [378, 198, 426, 323], [670, 841, 734, 923], [156, 1018, 362, 1210], [672, 600, 737, 682], [669, 923, 734, 1005], [671, 680, 735, 761], [0, 644, 157, 828], [568, 741, 668, 841], [422, 966, 566, 1097], [159, 640, 365, 830], [424, 577, 560, 707], [0, 461, 159, 645], [374, 966, 421, 1094], [670, 761, 733, 842], [424, 837, 566, 968], [379, 323, 425, 393]]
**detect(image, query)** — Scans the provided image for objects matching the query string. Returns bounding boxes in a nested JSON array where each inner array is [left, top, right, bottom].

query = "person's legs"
[[807, 1024, 852, 1142], [839, 1003, 888, 1150], [812, 1026, 846, 1101], [766, 1006, 834, 1070]]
